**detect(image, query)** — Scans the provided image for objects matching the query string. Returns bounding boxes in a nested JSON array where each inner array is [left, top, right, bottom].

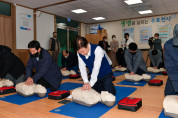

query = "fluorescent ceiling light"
[[71, 9, 87, 14], [57, 23, 66, 26], [124, 0, 143, 5], [138, 10, 153, 14], [92, 17, 105, 20]]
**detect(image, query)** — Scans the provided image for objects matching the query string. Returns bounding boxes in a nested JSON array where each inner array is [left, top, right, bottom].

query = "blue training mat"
[[159, 110, 171, 118], [113, 71, 127, 77], [50, 86, 137, 118], [147, 73, 162, 76], [117, 75, 156, 87], [0, 82, 82, 105]]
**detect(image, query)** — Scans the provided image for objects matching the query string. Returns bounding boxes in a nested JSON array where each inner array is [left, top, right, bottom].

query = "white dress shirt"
[[124, 37, 134, 49], [77, 44, 112, 87]]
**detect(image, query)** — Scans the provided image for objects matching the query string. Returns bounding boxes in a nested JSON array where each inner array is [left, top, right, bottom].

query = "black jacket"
[[0, 45, 25, 79], [26, 48, 62, 89], [98, 40, 110, 52], [116, 49, 126, 67], [62, 52, 78, 69]]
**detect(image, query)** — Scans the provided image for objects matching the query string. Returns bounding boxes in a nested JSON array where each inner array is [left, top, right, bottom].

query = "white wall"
[[36, 11, 54, 50], [80, 23, 87, 37], [16, 5, 34, 49], [87, 14, 178, 49]]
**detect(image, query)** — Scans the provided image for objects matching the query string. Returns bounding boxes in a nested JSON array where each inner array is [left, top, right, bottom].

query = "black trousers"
[[150, 62, 164, 69], [92, 72, 116, 95], [37, 78, 58, 91]]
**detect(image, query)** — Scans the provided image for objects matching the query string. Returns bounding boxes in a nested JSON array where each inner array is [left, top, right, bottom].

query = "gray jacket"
[[124, 49, 147, 73], [149, 49, 163, 67]]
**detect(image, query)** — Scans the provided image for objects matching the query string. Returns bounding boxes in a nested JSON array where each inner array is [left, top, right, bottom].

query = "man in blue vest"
[[76, 36, 116, 95], [25, 40, 62, 91]]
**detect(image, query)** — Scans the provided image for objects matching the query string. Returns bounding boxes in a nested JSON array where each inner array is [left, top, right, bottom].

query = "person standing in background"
[[153, 33, 162, 51], [110, 35, 118, 67], [49, 32, 61, 64], [123, 33, 134, 50], [153, 33, 164, 67], [98, 36, 110, 53]]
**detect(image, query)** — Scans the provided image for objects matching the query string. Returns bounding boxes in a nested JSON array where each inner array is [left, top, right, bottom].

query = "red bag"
[[118, 97, 142, 112], [162, 71, 167, 75], [112, 76, 115, 81], [0, 86, 16, 95], [148, 79, 163, 86], [48, 90, 70, 100], [69, 74, 80, 79]]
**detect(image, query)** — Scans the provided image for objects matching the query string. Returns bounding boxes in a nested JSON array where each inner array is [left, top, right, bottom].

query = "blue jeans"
[[68, 65, 79, 74], [165, 78, 178, 96], [5, 73, 25, 85]]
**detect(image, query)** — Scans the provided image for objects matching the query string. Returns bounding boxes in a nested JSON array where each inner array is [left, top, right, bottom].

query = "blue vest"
[[79, 44, 112, 79]]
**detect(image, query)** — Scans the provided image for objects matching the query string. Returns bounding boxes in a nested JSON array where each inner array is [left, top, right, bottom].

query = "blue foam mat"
[[147, 73, 162, 76], [78, 71, 126, 81], [0, 82, 82, 105], [50, 86, 137, 118], [117, 75, 156, 86], [113, 71, 127, 77], [159, 110, 171, 118]]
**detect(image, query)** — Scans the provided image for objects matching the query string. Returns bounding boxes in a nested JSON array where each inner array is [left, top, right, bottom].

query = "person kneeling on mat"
[[25, 41, 62, 91], [164, 24, 178, 96], [76, 36, 116, 96], [125, 43, 147, 75], [149, 49, 164, 69], [0, 45, 25, 85], [61, 49, 79, 74]]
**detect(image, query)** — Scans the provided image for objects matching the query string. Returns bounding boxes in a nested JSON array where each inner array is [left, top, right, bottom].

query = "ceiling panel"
[[4, 0, 70, 8], [3, 0, 178, 23]]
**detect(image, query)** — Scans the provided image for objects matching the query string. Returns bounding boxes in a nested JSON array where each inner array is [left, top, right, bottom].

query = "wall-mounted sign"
[[20, 13, 32, 30]]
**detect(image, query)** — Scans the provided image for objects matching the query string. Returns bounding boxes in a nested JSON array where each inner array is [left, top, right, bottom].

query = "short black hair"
[[28, 40, 41, 50], [53, 32, 57, 35], [154, 33, 159, 37], [63, 49, 69, 53], [124, 33, 129, 37], [117, 48, 124, 54], [152, 49, 158, 55], [103, 36, 107, 40], [129, 43, 137, 51], [75, 36, 88, 51]]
